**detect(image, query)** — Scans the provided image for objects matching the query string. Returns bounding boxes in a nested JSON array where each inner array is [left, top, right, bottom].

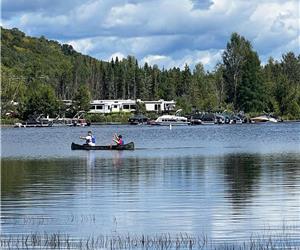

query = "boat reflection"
[[86, 151, 96, 168], [112, 151, 123, 168]]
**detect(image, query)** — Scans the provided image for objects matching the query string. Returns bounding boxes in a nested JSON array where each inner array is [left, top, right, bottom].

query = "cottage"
[[89, 99, 136, 114], [141, 99, 176, 112], [89, 99, 175, 114]]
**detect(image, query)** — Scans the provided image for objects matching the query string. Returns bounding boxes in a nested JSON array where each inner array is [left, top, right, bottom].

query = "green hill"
[[1, 27, 299, 120], [1, 27, 108, 100]]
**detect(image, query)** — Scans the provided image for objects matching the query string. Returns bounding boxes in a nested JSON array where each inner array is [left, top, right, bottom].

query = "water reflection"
[[86, 151, 96, 168], [223, 154, 262, 208], [112, 151, 123, 168], [1, 153, 300, 240]]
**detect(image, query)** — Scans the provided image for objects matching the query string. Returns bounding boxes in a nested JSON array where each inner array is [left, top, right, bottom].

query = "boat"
[[67, 118, 90, 127], [215, 114, 225, 124], [200, 113, 217, 125], [71, 142, 135, 150], [67, 111, 90, 127], [251, 114, 278, 123], [230, 115, 243, 124], [190, 113, 202, 125], [152, 109, 190, 126], [14, 114, 53, 128], [128, 114, 149, 125]]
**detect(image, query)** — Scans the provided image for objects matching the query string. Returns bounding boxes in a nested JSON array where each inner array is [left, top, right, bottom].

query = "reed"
[[1, 231, 299, 250], [6, 214, 97, 225]]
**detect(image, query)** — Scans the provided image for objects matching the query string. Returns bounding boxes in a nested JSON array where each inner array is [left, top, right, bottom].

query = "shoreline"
[[1, 120, 300, 128]]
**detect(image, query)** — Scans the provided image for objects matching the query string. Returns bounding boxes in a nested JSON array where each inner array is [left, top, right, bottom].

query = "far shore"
[[1, 120, 300, 128]]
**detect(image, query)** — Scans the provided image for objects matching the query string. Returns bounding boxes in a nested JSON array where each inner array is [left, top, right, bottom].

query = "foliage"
[[222, 33, 265, 112], [72, 85, 91, 112], [135, 101, 147, 114], [86, 113, 132, 123], [21, 83, 59, 120], [1, 27, 300, 120]]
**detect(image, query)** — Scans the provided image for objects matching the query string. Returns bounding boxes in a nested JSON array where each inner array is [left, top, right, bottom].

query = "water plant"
[[1, 230, 299, 249]]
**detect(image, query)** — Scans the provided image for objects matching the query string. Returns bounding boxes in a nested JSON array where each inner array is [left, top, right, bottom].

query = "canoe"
[[71, 142, 135, 150]]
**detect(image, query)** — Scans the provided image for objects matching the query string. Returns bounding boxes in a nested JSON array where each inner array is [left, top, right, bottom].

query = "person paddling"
[[113, 133, 124, 146], [80, 131, 96, 146]]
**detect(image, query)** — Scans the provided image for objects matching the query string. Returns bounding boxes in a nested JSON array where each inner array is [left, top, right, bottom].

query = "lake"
[[1, 123, 300, 249]]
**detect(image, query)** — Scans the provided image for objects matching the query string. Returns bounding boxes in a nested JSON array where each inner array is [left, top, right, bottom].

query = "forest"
[[1, 26, 300, 121]]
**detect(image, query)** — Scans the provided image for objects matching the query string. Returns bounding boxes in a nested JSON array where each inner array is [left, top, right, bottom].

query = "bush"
[[1, 117, 20, 125], [86, 112, 132, 123]]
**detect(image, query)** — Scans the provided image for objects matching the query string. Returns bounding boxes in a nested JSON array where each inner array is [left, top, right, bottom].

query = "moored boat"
[[200, 113, 217, 125], [152, 109, 190, 126], [190, 113, 202, 125], [67, 111, 90, 127], [71, 142, 135, 150], [14, 114, 53, 128], [128, 114, 149, 125], [67, 118, 90, 127], [153, 115, 190, 126], [251, 115, 278, 123]]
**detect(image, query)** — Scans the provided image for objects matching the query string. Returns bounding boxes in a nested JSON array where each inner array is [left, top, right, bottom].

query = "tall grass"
[[1, 231, 299, 249]]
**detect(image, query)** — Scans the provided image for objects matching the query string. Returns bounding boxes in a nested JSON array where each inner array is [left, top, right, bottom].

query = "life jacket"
[[119, 138, 124, 145]]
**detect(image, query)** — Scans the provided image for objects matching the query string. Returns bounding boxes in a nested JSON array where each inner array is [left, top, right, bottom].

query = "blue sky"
[[1, 0, 299, 70]]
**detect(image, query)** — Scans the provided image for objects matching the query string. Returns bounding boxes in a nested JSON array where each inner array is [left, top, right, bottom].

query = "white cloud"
[[103, 3, 139, 28], [67, 38, 94, 55], [141, 55, 170, 67], [2, 0, 299, 70], [141, 50, 223, 70], [109, 52, 126, 61]]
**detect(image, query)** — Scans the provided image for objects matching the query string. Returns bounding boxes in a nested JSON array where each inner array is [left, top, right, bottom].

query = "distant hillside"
[[1, 27, 177, 102], [1, 27, 109, 100], [1, 27, 299, 119]]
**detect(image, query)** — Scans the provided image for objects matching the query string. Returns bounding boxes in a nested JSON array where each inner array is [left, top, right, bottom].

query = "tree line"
[[1, 27, 300, 120]]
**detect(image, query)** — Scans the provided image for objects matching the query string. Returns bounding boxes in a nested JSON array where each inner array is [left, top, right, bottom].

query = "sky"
[[1, 0, 299, 71]]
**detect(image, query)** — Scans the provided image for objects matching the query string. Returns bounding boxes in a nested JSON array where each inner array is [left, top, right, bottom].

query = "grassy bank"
[[0, 118, 20, 125], [86, 113, 133, 124], [86, 112, 158, 124], [1, 231, 299, 249], [2, 112, 299, 126]]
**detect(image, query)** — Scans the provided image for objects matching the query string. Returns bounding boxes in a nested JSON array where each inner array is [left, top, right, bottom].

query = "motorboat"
[[128, 114, 149, 125], [14, 114, 53, 128], [230, 115, 243, 124], [200, 113, 217, 125], [67, 111, 90, 127], [68, 118, 89, 127], [215, 114, 225, 124], [251, 114, 278, 123], [153, 109, 190, 126], [190, 113, 202, 125]]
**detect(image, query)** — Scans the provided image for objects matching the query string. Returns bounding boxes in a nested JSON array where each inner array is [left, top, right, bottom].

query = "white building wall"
[[89, 99, 175, 114], [89, 100, 136, 114], [144, 103, 157, 111]]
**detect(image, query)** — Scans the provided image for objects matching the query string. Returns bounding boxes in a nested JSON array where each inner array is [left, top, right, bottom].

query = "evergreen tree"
[[222, 33, 251, 110], [237, 50, 265, 112], [73, 85, 91, 112], [2, 26, 300, 119], [213, 63, 226, 109]]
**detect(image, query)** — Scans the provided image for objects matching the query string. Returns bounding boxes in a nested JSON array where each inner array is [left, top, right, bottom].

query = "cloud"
[[191, 0, 213, 10], [141, 50, 223, 70], [67, 38, 95, 55], [109, 52, 126, 62], [2, 0, 299, 70], [1, 0, 85, 19]]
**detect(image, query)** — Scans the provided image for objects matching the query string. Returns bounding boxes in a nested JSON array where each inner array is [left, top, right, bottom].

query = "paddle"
[[110, 133, 116, 149]]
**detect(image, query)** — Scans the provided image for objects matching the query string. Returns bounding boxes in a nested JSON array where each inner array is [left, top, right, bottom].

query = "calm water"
[[1, 123, 300, 248]]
